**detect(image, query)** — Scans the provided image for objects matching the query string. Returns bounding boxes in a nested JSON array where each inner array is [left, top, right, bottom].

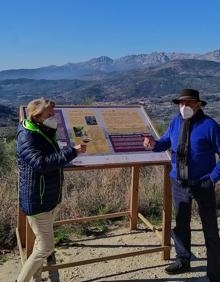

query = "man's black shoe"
[[165, 260, 191, 275]]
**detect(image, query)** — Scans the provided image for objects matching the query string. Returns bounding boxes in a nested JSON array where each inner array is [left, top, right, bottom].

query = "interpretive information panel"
[[21, 105, 170, 166]]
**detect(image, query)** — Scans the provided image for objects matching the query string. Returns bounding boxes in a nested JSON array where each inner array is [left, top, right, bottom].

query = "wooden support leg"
[[130, 166, 140, 230], [18, 207, 27, 248], [162, 164, 172, 260], [26, 218, 36, 258]]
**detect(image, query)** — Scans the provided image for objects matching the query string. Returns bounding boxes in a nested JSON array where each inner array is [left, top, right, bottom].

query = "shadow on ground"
[[82, 263, 208, 282]]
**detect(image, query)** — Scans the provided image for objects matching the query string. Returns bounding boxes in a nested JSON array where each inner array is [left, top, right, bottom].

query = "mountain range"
[[0, 50, 220, 110], [1, 49, 220, 80], [1, 49, 220, 129]]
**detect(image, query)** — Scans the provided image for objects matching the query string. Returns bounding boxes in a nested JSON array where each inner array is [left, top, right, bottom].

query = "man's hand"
[[74, 144, 87, 154], [143, 136, 156, 150]]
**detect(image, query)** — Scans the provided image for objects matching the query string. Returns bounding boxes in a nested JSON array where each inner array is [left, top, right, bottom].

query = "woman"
[[16, 97, 86, 282]]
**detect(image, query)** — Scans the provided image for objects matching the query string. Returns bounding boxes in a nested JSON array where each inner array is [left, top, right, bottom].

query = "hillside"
[[0, 105, 17, 127], [0, 59, 220, 108]]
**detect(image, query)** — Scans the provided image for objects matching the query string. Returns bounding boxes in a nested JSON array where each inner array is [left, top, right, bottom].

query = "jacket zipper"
[[40, 175, 45, 205], [38, 135, 62, 203]]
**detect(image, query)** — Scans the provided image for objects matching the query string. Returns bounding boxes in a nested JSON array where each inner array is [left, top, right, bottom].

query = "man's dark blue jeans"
[[172, 179, 220, 281]]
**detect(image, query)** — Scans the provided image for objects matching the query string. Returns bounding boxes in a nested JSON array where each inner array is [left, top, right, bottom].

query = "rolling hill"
[[1, 59, 220, 107]]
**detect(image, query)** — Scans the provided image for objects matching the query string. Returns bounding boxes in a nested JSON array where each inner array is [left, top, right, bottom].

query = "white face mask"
[[43, 116, 58, 129], [179, 105, 194, 119]]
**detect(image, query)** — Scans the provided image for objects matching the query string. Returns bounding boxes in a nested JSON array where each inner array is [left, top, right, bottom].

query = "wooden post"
[[17, 207, 26, 248], [26, 219, 36, 258], [17, 174, 35, 258], [162, 164, 172, 260], [130, 166, 140, 230]]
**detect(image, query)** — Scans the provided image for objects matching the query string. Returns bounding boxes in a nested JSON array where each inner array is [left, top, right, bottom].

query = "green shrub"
[[54, 226, 72, 245]]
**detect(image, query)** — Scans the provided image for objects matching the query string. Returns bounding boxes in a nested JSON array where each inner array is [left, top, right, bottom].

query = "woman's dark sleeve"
[[17, 131, 77, 172]]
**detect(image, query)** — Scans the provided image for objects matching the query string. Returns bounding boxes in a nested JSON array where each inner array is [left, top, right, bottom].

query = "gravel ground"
[[0, 218, 217, 282]]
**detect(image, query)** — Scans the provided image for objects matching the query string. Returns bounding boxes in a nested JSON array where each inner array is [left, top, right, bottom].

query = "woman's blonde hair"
[[27, 97, 55, 121]]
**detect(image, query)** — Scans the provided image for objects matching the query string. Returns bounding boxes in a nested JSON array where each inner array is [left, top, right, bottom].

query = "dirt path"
[[0, 219, 214, 282]]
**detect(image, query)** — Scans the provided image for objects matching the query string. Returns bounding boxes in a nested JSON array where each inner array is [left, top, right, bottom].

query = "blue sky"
[[0, 0, 220, 70]]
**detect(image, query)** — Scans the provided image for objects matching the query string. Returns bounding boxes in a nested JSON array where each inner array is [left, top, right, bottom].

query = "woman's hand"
[[74, 144, 87, 154]]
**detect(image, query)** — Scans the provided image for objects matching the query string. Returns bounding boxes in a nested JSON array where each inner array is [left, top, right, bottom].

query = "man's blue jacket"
[[16, 120, 77, 216], [153, 110, 220, 183]]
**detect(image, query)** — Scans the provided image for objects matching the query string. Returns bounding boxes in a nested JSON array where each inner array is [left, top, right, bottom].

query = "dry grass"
[[57, 167, 164, 220], [0, 171, 17, 249], [59, 168, 130, 219], [0, 163, 165, 249], [1, 149, 220, 250]]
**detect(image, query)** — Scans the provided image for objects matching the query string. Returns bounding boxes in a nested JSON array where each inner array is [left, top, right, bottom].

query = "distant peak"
[[88, 56, 113, 64], [199, 49, 220, 62], [212, 49, 220, 56]]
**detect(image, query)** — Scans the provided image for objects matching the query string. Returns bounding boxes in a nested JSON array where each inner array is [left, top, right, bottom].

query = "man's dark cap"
[[172, 89, 207, 106]]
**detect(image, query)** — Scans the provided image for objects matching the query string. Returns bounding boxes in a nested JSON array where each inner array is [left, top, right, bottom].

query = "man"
[[16, 97, 86, 282], [144, 89, 220, 282]]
